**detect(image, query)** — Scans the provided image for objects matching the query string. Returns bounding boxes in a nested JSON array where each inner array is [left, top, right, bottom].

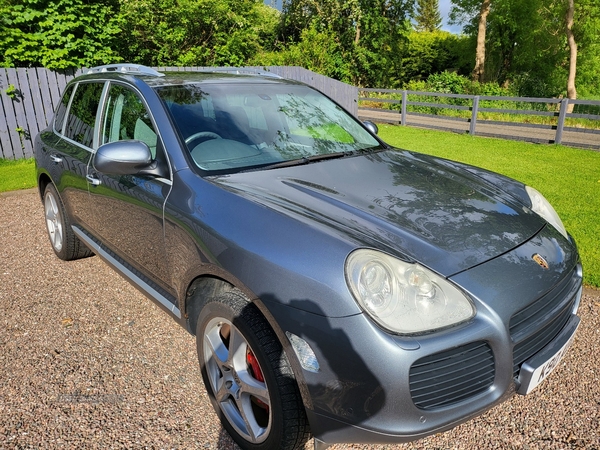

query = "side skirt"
[[72, 225, 182, 320]]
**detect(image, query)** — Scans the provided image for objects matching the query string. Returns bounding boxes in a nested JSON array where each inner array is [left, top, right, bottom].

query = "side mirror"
[[94, 140, 162, 176], [363, 121, 379, 135]]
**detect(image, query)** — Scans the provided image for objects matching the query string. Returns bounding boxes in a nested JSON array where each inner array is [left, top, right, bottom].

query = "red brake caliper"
[[246, 349, 269, 411]]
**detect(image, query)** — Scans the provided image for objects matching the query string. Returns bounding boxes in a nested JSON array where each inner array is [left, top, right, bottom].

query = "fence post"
[[401, 90, 407, 126], [470, 96, 479, 135], [555, 98, 569, 144]]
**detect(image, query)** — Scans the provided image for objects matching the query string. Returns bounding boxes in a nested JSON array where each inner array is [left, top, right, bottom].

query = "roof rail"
[[85, 64, 164, 77], [197, 67, 282, 79]]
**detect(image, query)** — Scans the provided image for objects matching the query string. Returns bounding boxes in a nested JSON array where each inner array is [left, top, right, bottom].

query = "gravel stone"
[[1, 189, 599, 449]]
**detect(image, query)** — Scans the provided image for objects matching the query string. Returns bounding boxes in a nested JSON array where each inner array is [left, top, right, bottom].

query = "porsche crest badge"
[[532, 254, 549, 270]]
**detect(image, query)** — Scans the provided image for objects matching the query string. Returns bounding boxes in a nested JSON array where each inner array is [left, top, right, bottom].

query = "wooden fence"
[[3, 66, 599, 159], [0, 66, 358, 160], [358, 89, 600, 151]]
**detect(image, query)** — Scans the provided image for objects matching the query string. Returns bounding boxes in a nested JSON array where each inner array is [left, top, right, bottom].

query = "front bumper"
[[267, 226, 582, 444]]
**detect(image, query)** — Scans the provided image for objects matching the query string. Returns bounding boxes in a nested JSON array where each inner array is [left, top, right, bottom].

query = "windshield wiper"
[[258, 151, 352, 171]]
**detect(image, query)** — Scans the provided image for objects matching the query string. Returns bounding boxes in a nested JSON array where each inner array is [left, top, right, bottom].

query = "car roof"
[[74, 64, 301, 88]]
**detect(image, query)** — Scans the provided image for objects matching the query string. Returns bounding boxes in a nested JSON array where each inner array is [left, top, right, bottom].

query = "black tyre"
[[196, 290, 310, 450], [43, 183, 93, 261]]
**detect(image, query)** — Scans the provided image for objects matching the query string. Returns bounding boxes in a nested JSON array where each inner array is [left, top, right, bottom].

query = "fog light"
[[286, 332, 320, 373]]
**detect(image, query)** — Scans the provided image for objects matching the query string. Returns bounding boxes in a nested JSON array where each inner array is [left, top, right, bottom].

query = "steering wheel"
[[185, 131, 222, 145]]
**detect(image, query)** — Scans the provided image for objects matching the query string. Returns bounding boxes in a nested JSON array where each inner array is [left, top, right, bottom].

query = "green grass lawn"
[[378, 124, 600, 288], [1, 130, 598, 287], [0, 158, 36, 193]]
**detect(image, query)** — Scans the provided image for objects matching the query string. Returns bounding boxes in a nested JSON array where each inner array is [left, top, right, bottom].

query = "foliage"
[[254, 24, 352, 82], [413, 0, 443, 32], [277, 0, 413, 87], [0, 0, 121, 69], [116, 0, 279, 67], [0, 0, 597, 98], [400, 31, 472, 82], [378, 124, 600, 288], [449, 0, 600, 98]]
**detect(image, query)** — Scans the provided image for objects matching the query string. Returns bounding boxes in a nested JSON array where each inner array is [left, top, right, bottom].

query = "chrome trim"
[[72, 226, 181, 319]]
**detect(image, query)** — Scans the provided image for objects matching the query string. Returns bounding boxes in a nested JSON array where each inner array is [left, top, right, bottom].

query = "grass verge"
[[0, 158, 36, 193], [378, 124, 600, 288]]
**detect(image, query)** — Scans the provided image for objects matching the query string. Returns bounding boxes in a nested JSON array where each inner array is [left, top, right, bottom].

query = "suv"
[[35, 64, 582, 450]]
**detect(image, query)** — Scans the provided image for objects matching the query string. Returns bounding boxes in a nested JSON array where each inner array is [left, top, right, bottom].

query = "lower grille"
[[511, 266, 581, 376], [409, 341, 495, 410]]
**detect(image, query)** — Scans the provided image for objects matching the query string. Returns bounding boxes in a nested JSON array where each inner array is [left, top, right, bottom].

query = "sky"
[[263, 0, 463, 34]]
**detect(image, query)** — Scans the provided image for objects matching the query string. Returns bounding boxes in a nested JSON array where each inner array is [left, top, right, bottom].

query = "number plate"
[[517, 316, 579, 395]]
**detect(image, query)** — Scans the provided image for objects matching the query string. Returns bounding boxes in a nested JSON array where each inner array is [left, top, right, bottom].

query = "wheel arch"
[[37, 172, 53, 202], [183, 274, 315, 412]]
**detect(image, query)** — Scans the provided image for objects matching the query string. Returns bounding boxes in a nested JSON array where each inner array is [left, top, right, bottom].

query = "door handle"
[[50, 154, 62, 163], [86, 174, 101, 186]]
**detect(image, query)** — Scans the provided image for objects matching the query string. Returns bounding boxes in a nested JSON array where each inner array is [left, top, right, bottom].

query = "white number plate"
[[519, 320, 579, 395]]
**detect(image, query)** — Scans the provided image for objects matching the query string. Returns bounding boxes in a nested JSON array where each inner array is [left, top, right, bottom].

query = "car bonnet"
[[211, 150, 547, 277]]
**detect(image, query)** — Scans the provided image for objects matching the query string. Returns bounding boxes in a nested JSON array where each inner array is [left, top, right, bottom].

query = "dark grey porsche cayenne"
[[34, 64, 582, 450]]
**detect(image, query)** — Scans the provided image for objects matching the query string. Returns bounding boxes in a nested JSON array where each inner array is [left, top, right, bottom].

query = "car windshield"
[[155, 81, 383, 173]]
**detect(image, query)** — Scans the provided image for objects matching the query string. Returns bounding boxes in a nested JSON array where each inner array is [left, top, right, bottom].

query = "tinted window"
[[53, 84, 75, 134], [101, 84, 158, 157], [64, 82, 104, 148]]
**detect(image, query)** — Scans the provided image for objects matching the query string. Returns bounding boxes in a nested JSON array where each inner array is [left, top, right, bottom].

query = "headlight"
[[345, 250, 475, 335], [525, 186, 568, 239]]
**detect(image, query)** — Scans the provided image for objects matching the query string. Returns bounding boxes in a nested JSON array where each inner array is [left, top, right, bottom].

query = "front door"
[[87, 83, 175, 301]]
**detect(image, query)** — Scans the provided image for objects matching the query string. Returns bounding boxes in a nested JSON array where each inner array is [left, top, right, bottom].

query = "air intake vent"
[[410, 341, 495, 410]]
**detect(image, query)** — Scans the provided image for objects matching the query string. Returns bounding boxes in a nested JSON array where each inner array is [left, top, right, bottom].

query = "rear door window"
[[64, 82, 105, 148]]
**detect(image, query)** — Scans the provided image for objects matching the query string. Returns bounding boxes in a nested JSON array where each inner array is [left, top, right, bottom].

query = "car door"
[[86, 82, 176, 301], [42, 81, 105, 231]]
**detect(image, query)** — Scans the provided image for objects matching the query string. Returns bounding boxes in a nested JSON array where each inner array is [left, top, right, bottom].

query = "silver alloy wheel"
[[44, 190, 63, 252], [203, 317, 272, 444]]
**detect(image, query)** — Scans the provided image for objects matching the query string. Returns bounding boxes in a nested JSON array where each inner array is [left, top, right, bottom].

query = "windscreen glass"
[[155, 82, 382, 173]]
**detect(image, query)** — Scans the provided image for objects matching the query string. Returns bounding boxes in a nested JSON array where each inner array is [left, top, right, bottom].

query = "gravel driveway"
[[1, 189, 599, 449]]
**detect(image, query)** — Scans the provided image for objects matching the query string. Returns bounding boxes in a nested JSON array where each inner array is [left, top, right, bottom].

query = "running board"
[[72, 226, 181, 319]]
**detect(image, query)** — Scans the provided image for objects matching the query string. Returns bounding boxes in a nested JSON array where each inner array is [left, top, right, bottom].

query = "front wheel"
[[196, 290, 310, 450]]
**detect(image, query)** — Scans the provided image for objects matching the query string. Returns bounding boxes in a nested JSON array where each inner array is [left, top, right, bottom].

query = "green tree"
[[116, 0, 279, 67], [400, 30, 472, 82], [450, 0, 600, 98], [0, 0, 121, 69], [254, 24, 352, 81], [413, 0, 443, 32], [277, 0, 413, 87]]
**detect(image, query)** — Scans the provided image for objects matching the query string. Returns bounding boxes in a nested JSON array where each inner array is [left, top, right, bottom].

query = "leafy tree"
[[277, 0, 413, 87], [450, 0, 600, 98], [116, 0, 279, 67], [572, 0, 600, 97], [400, 30, 472, 82], [0, 0, 121, 69], [254, 24, 352, 82], [449, 0, 492, 82], [413, 0, 443, 32]]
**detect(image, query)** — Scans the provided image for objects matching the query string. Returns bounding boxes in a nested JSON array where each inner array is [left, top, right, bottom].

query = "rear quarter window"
[[64, 82, 105, 148], [53, 84, 75, 134]]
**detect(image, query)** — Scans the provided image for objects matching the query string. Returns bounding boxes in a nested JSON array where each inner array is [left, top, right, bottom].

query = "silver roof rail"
[[197, 67, 283, 79], [85, 64, 164, 77]]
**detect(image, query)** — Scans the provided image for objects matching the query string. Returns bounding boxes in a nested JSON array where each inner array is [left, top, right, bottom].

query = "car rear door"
[[43, 81, 105, 231]]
